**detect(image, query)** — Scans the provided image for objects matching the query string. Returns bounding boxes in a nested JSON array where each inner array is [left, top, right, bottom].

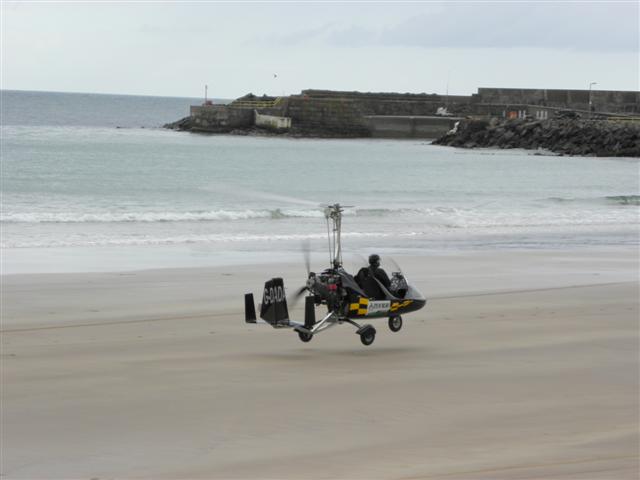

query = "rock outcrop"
[[432, 118, 640, 157], [164, 116, 194, 131]]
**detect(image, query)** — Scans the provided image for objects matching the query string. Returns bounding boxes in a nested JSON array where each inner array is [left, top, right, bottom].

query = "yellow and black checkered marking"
[[390, 300, 413, 312], [349, 297, 369, 316]]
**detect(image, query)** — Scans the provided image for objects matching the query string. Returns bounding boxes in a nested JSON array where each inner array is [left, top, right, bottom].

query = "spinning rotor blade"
[[349, 252, 367, 267], [386, 256, 403, 275]]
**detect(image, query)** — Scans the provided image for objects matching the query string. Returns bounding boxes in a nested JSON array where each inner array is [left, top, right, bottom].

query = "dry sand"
[[1, 248, 639, 479]]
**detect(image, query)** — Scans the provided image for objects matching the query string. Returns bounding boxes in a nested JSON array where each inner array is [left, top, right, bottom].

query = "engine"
[[309, 269, 345, 311]]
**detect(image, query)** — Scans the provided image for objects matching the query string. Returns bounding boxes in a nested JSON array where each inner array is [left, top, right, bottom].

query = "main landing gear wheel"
[[359, 326, 376, 346], [388, 315, 403, 332], [298, 331, 313, 343]]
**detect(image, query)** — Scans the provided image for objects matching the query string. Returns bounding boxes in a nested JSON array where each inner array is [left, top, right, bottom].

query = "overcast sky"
[[2, 1, 638, 98]]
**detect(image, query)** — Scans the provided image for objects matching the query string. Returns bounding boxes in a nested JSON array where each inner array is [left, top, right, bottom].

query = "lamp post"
[[445, 69, 452, 112], [588, 81, 597, 117]]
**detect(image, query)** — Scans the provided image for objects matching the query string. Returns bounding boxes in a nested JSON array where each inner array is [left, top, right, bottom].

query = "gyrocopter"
[[244, 204, 427, 346]]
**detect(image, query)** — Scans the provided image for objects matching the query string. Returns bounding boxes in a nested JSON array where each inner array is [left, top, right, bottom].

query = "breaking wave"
[[547, 195, 640, 206], [2, 231, 405, 249], [1, 207, 441, 224], [605, 195, 640, 206], [1, 209, 326, 223]]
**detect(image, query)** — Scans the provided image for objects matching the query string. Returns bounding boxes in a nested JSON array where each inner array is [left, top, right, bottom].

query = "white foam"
[[0, 209, 323, 223], [1, 231, 395, 249]]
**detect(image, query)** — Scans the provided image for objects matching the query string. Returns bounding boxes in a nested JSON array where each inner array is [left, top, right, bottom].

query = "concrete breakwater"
[[161, 88, 510, 138], [433, 118, 640, 157], [165, 93, 377, 137], [165, 87, 640, 141]]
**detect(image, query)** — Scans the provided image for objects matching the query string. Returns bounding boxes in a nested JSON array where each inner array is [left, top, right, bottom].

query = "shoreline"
[[3, 222, 639, 275]]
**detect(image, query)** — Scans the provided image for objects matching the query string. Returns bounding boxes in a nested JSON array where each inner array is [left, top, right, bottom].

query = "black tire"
[[388, 315, 403, 332], [298, 331, 313, 343], [360, 328, 376, 346]]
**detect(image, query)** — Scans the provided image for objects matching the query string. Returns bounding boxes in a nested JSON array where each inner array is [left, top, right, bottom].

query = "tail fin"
[[260, 278, 290, 326]]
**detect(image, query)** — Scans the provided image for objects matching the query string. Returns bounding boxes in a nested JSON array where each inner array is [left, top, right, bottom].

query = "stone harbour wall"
[[285, 96, 370, 136], [298, 90, 474, 116], [165, 105, 253, 133], [477, 88, 640, 114], [364, 115, 461, 139], [191, 106, 253, 132]]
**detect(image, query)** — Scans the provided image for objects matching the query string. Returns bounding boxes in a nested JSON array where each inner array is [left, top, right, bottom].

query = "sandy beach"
[[2, 247, 638, 479]]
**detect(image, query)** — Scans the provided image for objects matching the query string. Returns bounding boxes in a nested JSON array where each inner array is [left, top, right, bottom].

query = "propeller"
[[287, 240, 314, 310], [289, 284, 308, 302], [302, 238, 311, 276]]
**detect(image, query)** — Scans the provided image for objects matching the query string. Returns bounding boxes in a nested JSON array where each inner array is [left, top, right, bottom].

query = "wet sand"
[[2, 248, 639, 479]]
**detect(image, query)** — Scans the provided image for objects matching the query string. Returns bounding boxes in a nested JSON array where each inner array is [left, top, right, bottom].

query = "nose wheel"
[[388, 315, 403, 332]]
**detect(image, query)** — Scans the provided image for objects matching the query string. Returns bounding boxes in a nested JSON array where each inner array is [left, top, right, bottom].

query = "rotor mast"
[[324, 203, 344, 268]]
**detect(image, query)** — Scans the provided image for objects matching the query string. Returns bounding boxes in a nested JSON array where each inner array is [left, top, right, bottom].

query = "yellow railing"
[[230, 97, 284, 109], [607, 116, 640, 124]]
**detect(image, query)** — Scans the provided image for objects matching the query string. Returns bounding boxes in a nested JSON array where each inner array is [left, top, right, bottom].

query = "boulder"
[[433, 118, 640, 157]]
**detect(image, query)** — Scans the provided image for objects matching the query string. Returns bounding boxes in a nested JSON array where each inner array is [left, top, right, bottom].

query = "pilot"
[[355, 254, 391, 299], [368, 254, 391, 289]]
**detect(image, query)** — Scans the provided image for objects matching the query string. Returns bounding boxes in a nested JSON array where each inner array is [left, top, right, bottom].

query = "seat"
[[356, 267, 385, 300]]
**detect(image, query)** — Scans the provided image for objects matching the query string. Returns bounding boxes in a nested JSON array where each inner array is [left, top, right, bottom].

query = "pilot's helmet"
[[368, 254, 381, 267]]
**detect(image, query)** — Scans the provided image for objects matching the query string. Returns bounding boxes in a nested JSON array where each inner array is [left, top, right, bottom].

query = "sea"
[[2, 90, 639, 274]]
